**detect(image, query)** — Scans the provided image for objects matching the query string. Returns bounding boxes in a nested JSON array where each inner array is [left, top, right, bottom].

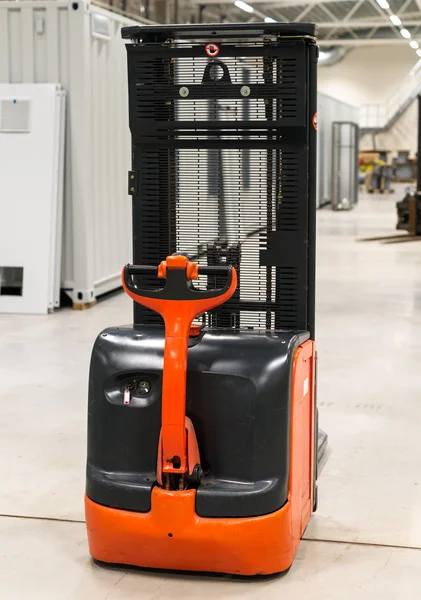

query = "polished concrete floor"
[[2, 187, 421, 598]]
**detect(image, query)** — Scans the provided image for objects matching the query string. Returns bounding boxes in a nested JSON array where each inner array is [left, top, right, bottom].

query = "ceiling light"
[[265, 16, 277, 23], [376, 0, 389, 7], [417, 49, 421, 57], [410, 41, 419, 49], [401, 28, 411, 39], [234, 0, 254, 13], [390, 15, 402, 26]]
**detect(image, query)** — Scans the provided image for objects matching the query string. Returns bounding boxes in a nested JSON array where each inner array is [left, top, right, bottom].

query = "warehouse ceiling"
[[172, 0, 421, 47]]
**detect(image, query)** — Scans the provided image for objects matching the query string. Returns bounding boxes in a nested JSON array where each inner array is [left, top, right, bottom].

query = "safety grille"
[[133, 52, 300, 137], [128, 38, 313, 331]]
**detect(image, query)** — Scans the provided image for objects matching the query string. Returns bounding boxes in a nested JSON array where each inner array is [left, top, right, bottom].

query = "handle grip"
[[125, 264, 231, 278], [122, 257, 237, 326], [123, 263, 235, 302]]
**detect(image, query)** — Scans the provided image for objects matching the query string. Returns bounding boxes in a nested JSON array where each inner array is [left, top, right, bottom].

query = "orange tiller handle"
[[122, 255, 237, 476]]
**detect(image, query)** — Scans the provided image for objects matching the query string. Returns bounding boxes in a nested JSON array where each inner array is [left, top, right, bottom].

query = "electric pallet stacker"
[[85, 22, 325, 576]]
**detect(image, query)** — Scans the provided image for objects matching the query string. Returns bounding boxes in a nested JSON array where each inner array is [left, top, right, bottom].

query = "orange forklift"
[[85, 22, 325, 576]]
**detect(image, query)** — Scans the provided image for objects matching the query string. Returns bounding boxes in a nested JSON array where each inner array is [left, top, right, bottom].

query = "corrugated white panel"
[[0, 0, 138, 305], [88, 14, 132, 298]]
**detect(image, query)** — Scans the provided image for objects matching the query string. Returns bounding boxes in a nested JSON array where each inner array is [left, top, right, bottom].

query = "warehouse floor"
[[2, 186, 421, 598]]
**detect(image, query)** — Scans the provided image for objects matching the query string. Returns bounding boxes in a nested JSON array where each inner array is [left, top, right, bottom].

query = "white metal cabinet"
[[0, 83, 65, 314]]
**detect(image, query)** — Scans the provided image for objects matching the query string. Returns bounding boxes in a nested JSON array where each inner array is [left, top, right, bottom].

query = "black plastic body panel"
[[86, 326, 309, 518]]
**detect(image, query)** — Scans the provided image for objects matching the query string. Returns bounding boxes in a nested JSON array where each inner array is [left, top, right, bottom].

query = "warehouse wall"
[[319, 45, 417, 105], [319, 45, 419, 154]]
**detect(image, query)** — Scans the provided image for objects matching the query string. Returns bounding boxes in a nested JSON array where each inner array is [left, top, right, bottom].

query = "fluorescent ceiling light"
[[376, 0, 389, 8], [417, 49, 421, 57], [234, 0, 254, 13], [400, 28, 411, 39], [265, 16, 277, 23], [390, 15, 402, 26], [410, 40, 419, 49], [319, 51, 329, 60]]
